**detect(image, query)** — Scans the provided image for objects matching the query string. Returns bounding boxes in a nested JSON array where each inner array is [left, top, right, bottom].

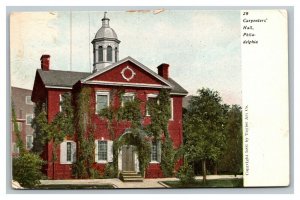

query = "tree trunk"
[[202, 160, 207, 184], [214, 163, 218, 175]]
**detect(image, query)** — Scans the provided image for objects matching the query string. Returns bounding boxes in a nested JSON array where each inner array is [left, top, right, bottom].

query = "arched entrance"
[[118, 145, 139, 172]]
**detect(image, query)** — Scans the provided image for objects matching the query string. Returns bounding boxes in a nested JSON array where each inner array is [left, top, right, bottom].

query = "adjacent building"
[[11, 87, 35, 157]]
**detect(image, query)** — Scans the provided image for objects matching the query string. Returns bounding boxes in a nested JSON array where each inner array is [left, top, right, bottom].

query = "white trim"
[[170, 98, 174, 121], [45, 85, 73, 89], [85, 80, 171, 89], [170, 92, 188, 96], [60, 140, 76, 164], [146, 94, 158, 116], [81, 56, 173, 88], [25, 114, 33, 125], [26, 135, 34, 150], [121, 92, 135, 107], [95, 91, 110, 114], [25, 96, 33, 105], [59, 94, 62, 112], [121, 66, 136, 81], [95, 140, 109, 164]]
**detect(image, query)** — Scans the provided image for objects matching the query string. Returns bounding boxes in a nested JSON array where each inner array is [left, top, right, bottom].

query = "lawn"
[[34, 184, 115, 189], [163, 178, 243, 188]]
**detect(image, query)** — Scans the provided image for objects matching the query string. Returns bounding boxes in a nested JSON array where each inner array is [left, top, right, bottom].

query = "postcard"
[[9, 9, 289, 189]]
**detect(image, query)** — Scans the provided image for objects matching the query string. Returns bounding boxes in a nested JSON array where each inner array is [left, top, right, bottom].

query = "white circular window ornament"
[[121, 66, 136, 81]]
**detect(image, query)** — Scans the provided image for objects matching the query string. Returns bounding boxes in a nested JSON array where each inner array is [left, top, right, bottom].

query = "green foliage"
[[11, 103, 25, 155], [218, 105, 243, 175], [12, 153, 45, 188], [161, 137, 176, 177], [73, 87, 95, 178], [184, 88, 228, 181], [176, 162, 196, 185], [31, 102, 49, 154], [103, 163, 117, 178]]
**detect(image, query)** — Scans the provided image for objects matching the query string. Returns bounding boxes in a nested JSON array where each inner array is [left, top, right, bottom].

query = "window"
[[25, 96, 33, 105], [98, 141, 107, 161], [67, 142, 72, 162], [107, 46, 112, 61], [146, 94, 158, 116], [151, 142, 158, 162], [122, 93, 135, 107], [150, 141, 161, 163], [26, 135, 33, 150], [170, 98, 174, 120], [13, 143, 19, 154], [59, 94, 62, 112], [12, 122, 22, 132], [115, 47, 118, 62], [60, 141, 76, 164], [95, 140, 113, 163], [98, 46, 103, 62], [95, 91, 109, 114], [26, 114, 33, 125]]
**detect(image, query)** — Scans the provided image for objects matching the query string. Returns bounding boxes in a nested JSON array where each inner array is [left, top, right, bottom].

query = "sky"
[[10, 10, 241, 105]]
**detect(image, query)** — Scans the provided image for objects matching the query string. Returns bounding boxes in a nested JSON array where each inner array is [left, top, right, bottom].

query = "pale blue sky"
[[10, 10, 241, 105]]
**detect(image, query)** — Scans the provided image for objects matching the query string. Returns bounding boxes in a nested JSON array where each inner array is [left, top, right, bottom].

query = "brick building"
[[11, 87, 35, 156], [31, 13, 187, 179]]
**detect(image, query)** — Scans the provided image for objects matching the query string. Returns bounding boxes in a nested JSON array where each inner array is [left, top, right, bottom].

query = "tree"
[[218, 105, 243, 175], [183, 88, 227, 183]]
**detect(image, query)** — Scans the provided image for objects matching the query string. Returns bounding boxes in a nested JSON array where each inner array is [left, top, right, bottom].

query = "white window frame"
[[95, 91, 110, 114], [95, 140, 113, 163], [25, 96, 33, 105], [60, 140, 76, 164], [26, 135, 34, 150], [150, 141, 161, 163], [12, 142, 19, 154], [26, 114, 33, 125], [170, 98, 174, 121], [146, 94, 158, 116], [121, 92, 135, 107]]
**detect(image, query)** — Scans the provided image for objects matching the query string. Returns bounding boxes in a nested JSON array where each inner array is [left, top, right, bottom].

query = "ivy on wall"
[[73, 87, 95, 178]]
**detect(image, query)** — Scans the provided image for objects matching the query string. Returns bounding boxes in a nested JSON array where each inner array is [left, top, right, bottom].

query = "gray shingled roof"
[[37, 69, 188, 94], [37, 69, 91, 88]]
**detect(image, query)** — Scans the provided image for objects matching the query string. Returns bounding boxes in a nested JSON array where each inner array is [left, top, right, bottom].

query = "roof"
[[37, 63, 188, 95], [95, 26, 118, 40], [37, 69, 91, 88]]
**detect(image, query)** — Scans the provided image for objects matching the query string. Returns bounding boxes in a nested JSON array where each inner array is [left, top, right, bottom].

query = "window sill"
[[60, 162, 74, 165], [149, 161, 160, 164], [96, 160, 108, 164]]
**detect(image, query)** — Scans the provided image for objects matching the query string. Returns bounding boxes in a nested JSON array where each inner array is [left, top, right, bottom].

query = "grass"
[[163, 178, 243, 188], [34, 184, 115, 189]]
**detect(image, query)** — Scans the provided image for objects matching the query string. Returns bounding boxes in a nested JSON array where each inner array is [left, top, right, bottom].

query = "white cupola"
[[92, 12, 120, 72]]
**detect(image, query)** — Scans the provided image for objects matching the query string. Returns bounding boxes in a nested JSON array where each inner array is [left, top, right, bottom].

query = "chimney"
[[40, 54, 50, 71], [157, 63, 169, 79]]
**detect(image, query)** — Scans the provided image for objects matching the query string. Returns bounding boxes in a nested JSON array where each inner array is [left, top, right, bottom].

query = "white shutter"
[[95, 140, 99, 162], [60, 142, 67, 164], [107, 140, 113, 162], [157, 141, 162, 163], [71, 141, 77, 163]]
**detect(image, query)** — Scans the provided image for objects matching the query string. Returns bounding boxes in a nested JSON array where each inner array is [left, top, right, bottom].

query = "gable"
[[82, 57, 173, 89]]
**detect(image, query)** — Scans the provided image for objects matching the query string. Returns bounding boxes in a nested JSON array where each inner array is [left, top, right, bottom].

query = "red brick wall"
[[43, 84, 184, 179]]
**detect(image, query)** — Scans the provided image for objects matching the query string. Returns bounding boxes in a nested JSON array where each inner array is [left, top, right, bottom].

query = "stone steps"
[[120, 171, 143, 182]]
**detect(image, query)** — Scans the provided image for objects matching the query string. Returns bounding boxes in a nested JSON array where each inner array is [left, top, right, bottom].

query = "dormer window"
[[107, 46, 112, 61], [98, 46, 103, 62]]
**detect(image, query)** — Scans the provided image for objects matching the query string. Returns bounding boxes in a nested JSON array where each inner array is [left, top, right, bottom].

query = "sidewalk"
[[40, 175, 243, 188]]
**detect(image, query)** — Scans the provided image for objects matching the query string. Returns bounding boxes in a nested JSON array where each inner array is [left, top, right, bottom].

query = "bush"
[[176, 163, 195, 185], [103, 163, 116, 178], [12, 153, 45, 188]]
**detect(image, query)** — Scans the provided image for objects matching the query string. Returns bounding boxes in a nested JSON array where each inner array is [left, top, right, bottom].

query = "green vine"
[[73, 87, 95, 178], [11, 102, 25, 155]]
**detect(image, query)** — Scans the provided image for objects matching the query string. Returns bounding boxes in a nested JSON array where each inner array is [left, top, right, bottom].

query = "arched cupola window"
[[98, 46, 103, 62], [115, 47, 118, 62], [107, 46, 112, 62]]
